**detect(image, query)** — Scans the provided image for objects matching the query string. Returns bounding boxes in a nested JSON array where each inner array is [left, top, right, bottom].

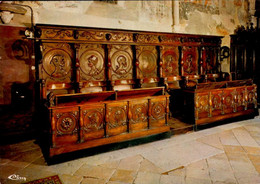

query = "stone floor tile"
[[243, 146, 260, 155], [109, 169, 137, 184], [185, 177, 212, 184], [117, 155, 143, 171], [166, 166, 186, 177], [197, 133, 224, 150], [217, 122, 243, 130], [74, 164, 115, 181], [160, 175, 185, 184], [248, 154, 260, 174], [197, 127, 223, 136], [244, 125, 260, 133], [133, 172, 160, 184], [232, 127, 259, 147], [0, 165, 23, 181], [209, 169, 237, 184], [185, 159, 211, 181], [46, 159, 85, 175], [234, 171, 260, 184], [219, 130, 240, 146], [223, 145, 245, 154], [59, 174, 83, 184], [107, 181, 130, 184], [81, 177, 106, 184], [138, 158, 163, 174], [98, 160, 120, 169], [228, 155, 258, 174], [207, 153, 233, 172]]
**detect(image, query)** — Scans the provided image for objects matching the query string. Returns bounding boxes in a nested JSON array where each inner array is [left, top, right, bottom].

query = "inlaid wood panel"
[[40, 43, 73, 83], [51, 106, 79, 147], [136, 46, 158, 79], [160, 46, 179, 78], [108, 45, 133, 81], [105, 101, 128, 136], [129, 99, 148, 131]]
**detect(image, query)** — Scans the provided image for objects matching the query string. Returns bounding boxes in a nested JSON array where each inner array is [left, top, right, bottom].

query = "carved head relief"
[[140, 51, 156, 73], [43, 49, 72, 79]]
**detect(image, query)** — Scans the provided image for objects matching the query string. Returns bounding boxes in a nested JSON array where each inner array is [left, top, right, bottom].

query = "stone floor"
[[1, 117, 260, 184]]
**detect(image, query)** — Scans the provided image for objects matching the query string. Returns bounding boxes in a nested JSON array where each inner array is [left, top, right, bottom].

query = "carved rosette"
[[108, 45, 133, 80], [181, 46, 199, 75], [41, 43, 73, 83], [83, 108, 104, 133], [42, 28, 73, 40], [136, 46, 158, 79], [160, 46, 179, 77], [222, 90, 236, 110], [78, 44, 105, 81], [130, 103, 148, 124], [107, 105, 127, 129], [55, 111, 79, 136], [150, 101, 166, 121]]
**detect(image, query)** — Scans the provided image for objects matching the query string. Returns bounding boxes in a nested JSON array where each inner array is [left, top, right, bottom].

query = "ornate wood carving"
[[54, 111, 79, 136], [108, 45, 133, 81], [136, 46, 158, 79], [108, 32, 133, 42], [42, 28, 74, 40], [201, 46, 217, 74], [78, 30, 106, 41], [106, 102, 128, 136], [149, 97, 166, 127], [76, 44, 105, 82], [82, 108, 104, 132], [40, 43, 73, 83], [129, 99, 148, 131], [160, 46, 179, 77], [181, 46, 199, 76], [136, 34, 159, 44]]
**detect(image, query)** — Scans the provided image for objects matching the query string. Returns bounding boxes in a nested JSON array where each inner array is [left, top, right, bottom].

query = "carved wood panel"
[[52, 107, 79, 147], [160, 46, 179, 77], [136, 46, 158, 79], [211, 90, 223, 117], [76, 44, 105, 82], [81, 104, 105, 141], [181, 46, 198, 76], [195, 93, 209, 119], [149, 97, 166, 127], [108, 45, 133, 81], [222, 89, 235, 114], [129, 99, 148, 131], [40, 43, 73, 83], [201, 47, 217, 74], [105, 101, 128, 136], [235, 87, 245, 112], [246, 86, 257, 109]]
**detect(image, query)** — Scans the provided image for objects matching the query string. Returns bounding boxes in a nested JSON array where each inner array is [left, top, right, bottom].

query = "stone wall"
[[0, 0, 254, 104]]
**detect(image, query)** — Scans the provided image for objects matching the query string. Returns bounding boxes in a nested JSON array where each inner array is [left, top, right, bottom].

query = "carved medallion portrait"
[[111, 51, 132, 77], [139, 51, 157, 75], [43, 49, 72, 79], [182, 47, 198, 75], [162, 51, 178, 76], [80, 50, 104, 78]]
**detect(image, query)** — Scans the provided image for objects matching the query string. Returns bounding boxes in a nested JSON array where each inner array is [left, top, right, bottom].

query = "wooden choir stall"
[[34, 25, 258, 157]]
